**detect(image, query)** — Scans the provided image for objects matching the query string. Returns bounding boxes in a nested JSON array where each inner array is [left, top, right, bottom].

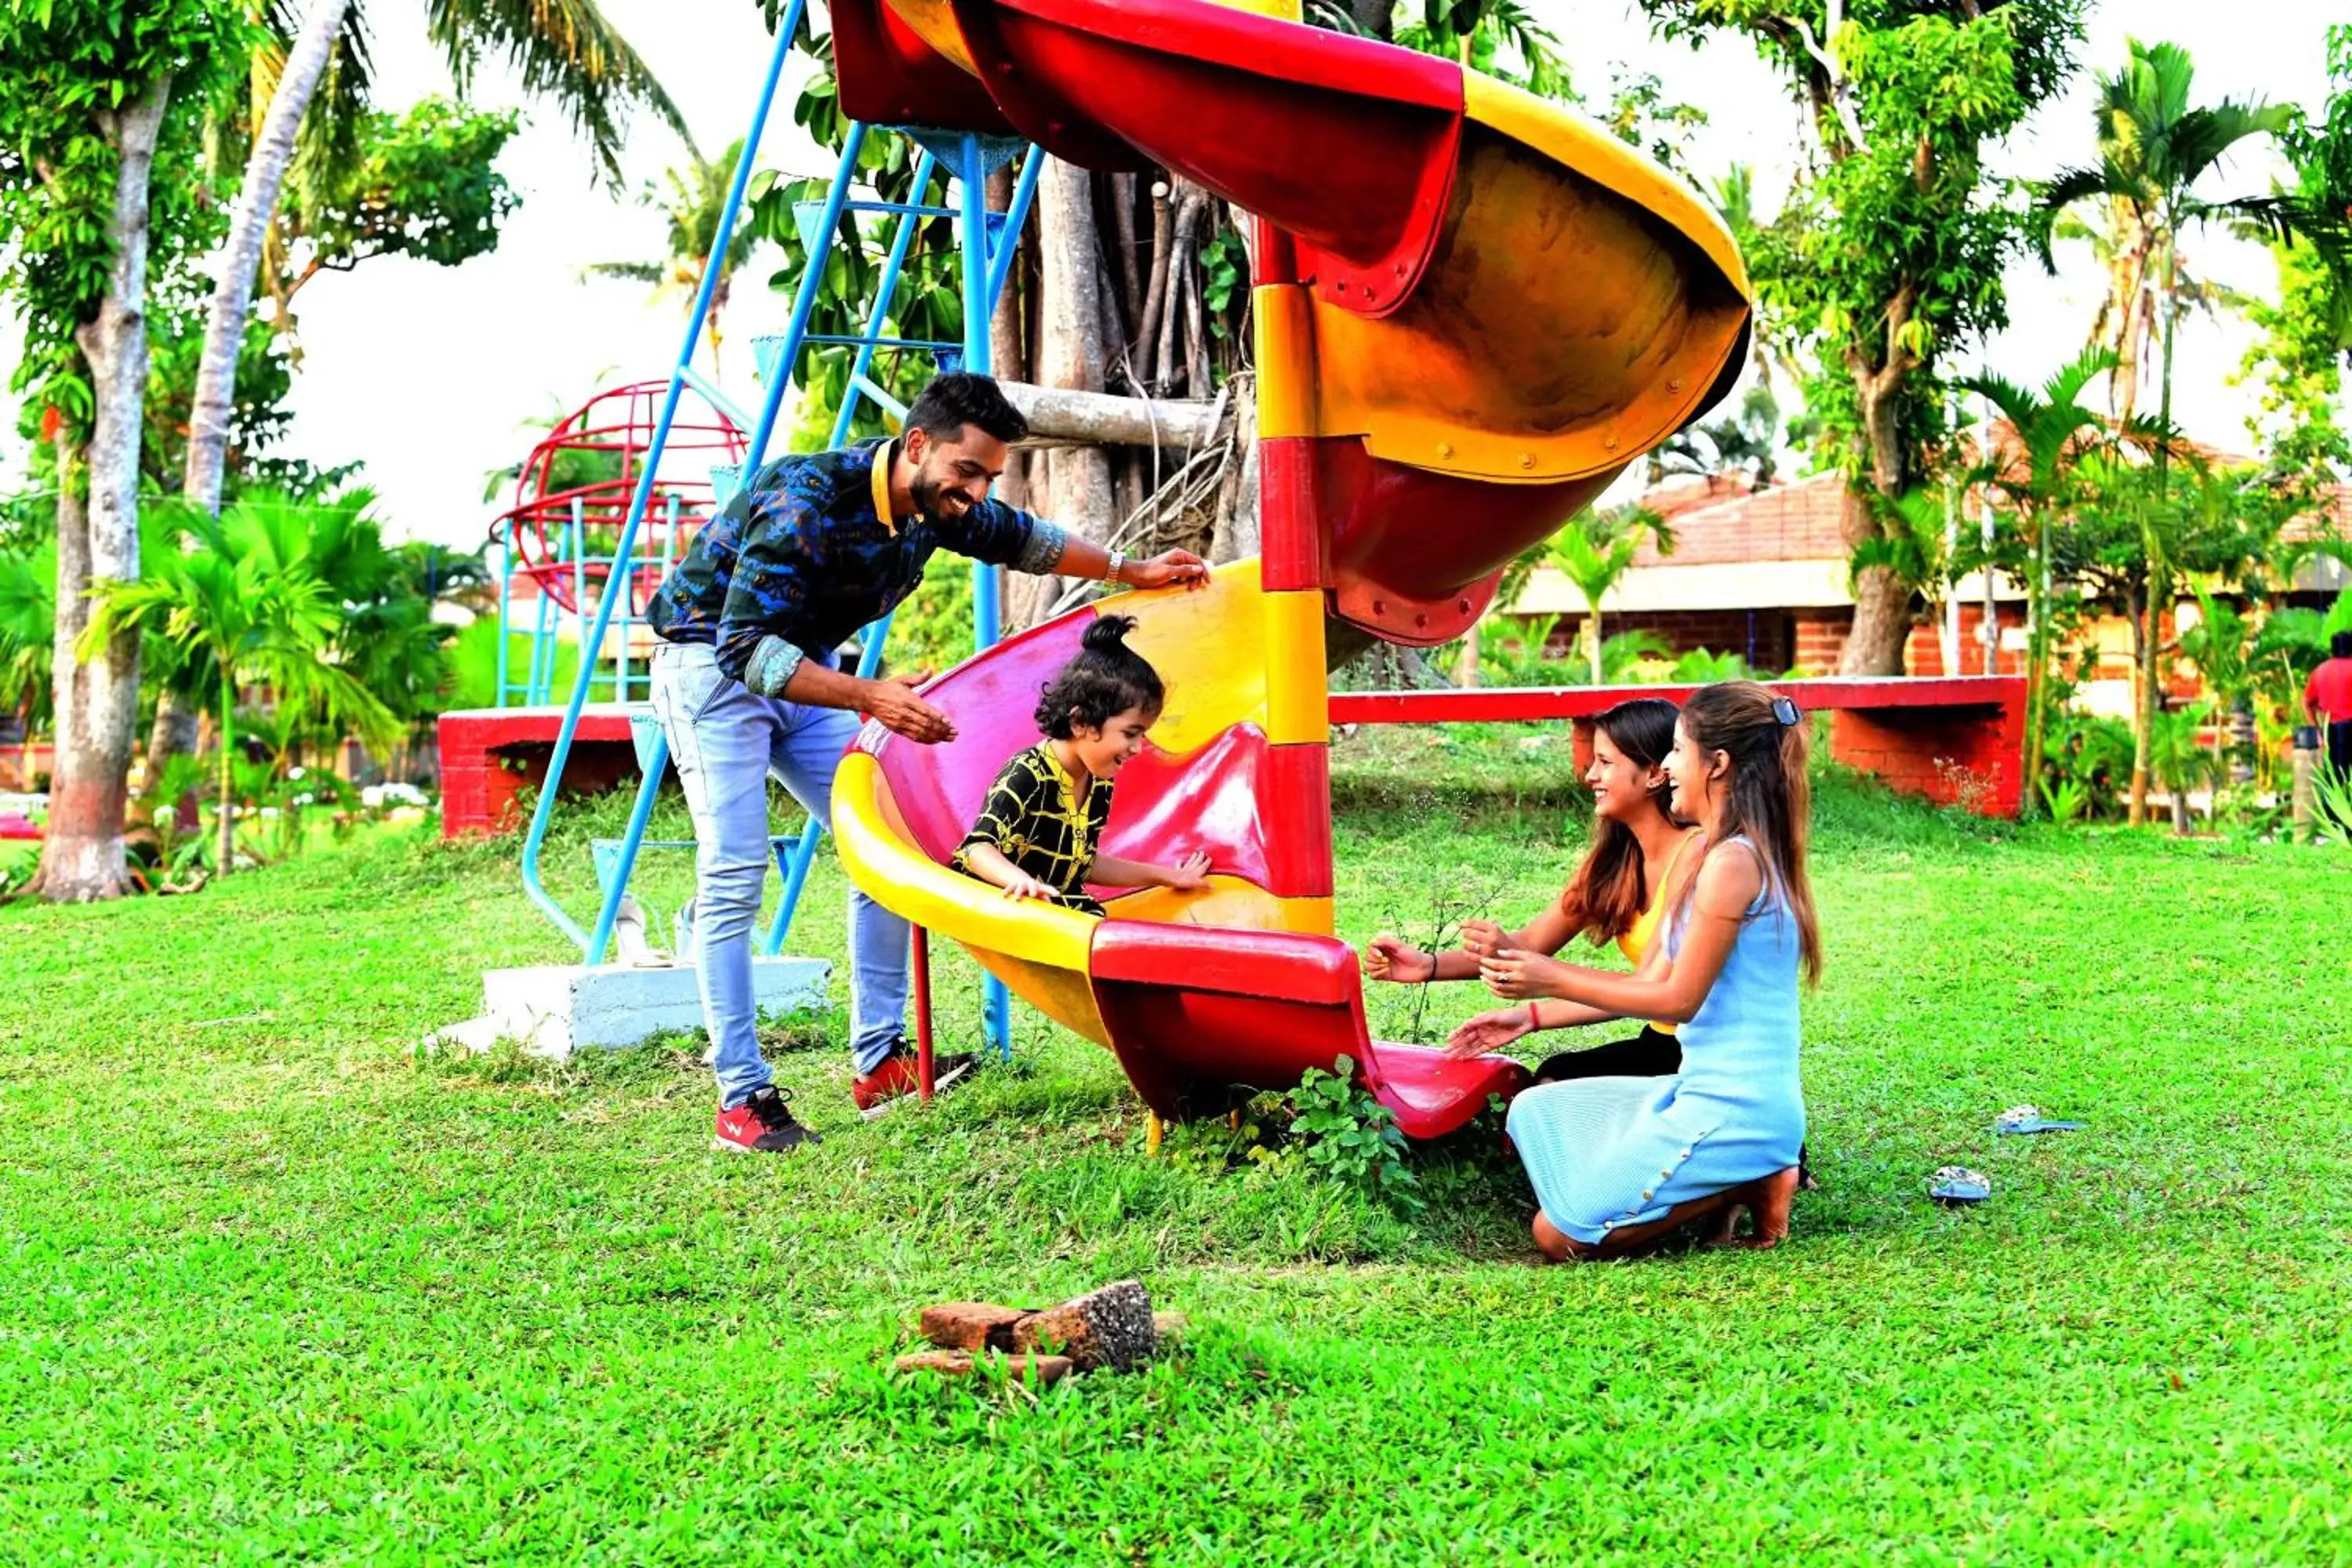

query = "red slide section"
[[1090, 923, 1526, 1139]]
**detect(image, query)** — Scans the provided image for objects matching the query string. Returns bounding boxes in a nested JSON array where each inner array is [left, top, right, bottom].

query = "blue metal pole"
[[742, 121, 870, 472], [984, 147, 1043, 312], [761, 154, 940, 958], [957, 135, 1012, 1058], [762, 605, 897, 956], [569, 498, 590, 699], [528, 543, 555, 704], [520, 3, 803, 957], [495, 539, 515, 706], [829, 150, 937, 449]]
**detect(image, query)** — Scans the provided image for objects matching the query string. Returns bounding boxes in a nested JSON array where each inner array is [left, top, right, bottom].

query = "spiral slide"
[[828, 0, 1752, 1137]]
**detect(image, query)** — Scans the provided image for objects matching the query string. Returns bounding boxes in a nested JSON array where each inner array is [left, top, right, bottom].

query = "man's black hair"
[[906, 372, 1028, 446], [2333, 630, 2352, 660]]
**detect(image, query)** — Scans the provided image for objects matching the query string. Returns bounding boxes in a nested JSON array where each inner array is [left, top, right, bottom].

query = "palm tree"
[[181, 0, 686, 517], [2145, 700, 2223, 835], [1962, 349, 2147, 801], [80, 493, 397, 873], [1548, 506, 1675, 685], [2034, 38, 2299, 825], [586, 136, 757, 375], [2050, 199, 2246, 423]]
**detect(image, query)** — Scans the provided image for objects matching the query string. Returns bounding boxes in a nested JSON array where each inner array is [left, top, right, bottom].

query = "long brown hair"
[[1558, 698, 1685, 946], [1675, 681, 1823, 983]]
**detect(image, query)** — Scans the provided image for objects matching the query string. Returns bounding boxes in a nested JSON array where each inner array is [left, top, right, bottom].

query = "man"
[[644, 372, 1208, 1153], [2307, 628, 2352, 787]]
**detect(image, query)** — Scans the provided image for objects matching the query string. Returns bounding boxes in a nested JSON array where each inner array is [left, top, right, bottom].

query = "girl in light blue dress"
[[1466, 681, 1822, 1259]]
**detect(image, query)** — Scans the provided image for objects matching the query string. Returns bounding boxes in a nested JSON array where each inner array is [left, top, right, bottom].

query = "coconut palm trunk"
[[216, 661, 238, 873], [37, 75, 172, 902], [2128, 239, 2183, 828], [183, 0, 350, 514]]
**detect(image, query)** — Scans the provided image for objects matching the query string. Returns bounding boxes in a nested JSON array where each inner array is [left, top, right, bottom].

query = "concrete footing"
[[429, 956, 829, 1058]]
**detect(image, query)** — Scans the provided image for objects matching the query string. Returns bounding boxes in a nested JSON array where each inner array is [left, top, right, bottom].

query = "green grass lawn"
[[4, 727, 2347, 1563]]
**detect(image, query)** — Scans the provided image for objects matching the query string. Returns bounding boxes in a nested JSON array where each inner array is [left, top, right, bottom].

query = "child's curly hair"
[[1034, 615, 1164, 738]]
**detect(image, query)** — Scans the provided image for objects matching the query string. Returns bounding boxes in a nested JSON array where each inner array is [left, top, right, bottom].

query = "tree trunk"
[[38, 75, 172, 902], [997, 383, 1222, 446], [1134, 182, 1173, 390], [1156, 185, 1208, 397], [1016, 156, 1114, 630], [1588, 600, 1606, 684], [216, 670, 237, 875], [148, 688, 202, 833], [2020, 510, 2053, 806], [183, 0, 351, 514], [2128, 241, 2182, 829], [1838, 378, 1915, 675], [1208, 376, 1259, 566]]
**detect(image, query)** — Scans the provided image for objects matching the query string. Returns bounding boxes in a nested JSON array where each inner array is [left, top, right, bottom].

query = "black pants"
[[1533, 1024, 1680, 1084], [2326, 722, 2352, 829]]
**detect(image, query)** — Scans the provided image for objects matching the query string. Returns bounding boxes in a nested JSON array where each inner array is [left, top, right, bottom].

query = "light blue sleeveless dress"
[[1504, 837, 1806, 1244]]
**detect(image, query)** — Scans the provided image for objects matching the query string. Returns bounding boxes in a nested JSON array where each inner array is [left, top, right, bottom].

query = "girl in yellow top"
[[1364, 697, 1701, 1081]]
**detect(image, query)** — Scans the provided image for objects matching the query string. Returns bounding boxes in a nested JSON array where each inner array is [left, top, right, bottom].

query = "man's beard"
[[911, 470, 953, 523]]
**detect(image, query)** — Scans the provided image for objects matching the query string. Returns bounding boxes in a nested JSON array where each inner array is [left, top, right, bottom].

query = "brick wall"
[[1906, 603, 2030, 678], [1791, 609, 1853, 674], [1546, 608, 1800, 671]]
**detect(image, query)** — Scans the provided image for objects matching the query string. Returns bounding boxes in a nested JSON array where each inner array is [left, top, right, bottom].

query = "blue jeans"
[[648, 640, 910, 1105]]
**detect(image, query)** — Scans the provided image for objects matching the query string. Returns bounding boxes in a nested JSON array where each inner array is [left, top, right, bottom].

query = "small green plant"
[[2038, 775, 2090, 825], [1290, 1056, 1421, 1215], [2313, 762, 2352, 848]]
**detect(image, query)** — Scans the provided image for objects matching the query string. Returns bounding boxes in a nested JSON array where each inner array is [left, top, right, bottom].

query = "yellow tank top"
[[1615, 829, 1701, 1035]]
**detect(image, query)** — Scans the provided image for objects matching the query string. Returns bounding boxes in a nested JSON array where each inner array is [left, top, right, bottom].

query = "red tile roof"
[[1629, 472, 1850, 568]]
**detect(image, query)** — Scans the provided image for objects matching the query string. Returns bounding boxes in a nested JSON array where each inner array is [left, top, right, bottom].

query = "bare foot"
[[1700, 1166, 1799, 1250]]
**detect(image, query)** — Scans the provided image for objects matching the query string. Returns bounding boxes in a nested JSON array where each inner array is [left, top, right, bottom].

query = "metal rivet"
[[1668, 378, 1683, 393], [1642, 1189, 1654, 1201], [1414, 612, 1428, 629], [1437, 442, 1454, 459], [1457, 597, 1472, 614], [1519, 452, 1535, 470], [1604, 436, 1620, 452], [1371, 598, 1388, 615], [1394, 263, 1406, 277]]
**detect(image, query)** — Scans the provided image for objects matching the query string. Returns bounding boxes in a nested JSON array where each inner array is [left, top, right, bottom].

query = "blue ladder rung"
[[804, 333, 960, 350], [590, 834, 806, 902], [848, 372, 909, 420], [846, 199, 958, 219]]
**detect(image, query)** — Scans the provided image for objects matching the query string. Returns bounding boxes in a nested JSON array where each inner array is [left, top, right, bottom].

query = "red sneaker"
[[852, 1048, 976, 1118], [713, 1085, 818, 1153]]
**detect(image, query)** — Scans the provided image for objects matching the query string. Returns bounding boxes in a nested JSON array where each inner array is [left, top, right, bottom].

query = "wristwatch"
[[1107, 548, 1127, 585]]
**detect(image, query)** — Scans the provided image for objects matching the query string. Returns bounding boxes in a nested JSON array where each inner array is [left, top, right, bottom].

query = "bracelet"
[[1106, 547, 1126, 584], [1526, 1000, 1541, 1032]]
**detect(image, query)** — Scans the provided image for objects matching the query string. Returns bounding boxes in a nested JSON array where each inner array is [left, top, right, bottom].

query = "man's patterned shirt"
[[646, 436, 1064, 690]]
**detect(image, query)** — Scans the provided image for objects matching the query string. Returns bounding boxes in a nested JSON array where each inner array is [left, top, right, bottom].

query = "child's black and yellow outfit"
[[953, 743, 1112, 917]]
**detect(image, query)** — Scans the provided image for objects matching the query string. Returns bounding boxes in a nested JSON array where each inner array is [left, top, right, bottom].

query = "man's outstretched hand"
[[865, 673, 956, 744], [1125, 550, 1210, 591]]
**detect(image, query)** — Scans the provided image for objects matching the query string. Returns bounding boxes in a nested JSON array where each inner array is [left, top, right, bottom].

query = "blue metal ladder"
[[514, 5, 1038, 1059]]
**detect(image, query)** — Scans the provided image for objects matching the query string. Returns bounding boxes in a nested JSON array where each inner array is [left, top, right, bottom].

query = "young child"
[[1472, 681, 1821, 1259], [953, 615, 1211, 916]]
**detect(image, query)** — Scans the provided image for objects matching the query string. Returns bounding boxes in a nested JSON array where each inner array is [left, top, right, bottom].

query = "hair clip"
[[1771, 695, 1802, 728]]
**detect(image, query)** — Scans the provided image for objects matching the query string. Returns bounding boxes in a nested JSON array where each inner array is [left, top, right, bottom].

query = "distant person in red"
[[2307, 630, 2352, 782]]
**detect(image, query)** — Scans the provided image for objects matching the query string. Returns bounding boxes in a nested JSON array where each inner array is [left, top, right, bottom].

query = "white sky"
[[0, 0, 2343, 546]]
